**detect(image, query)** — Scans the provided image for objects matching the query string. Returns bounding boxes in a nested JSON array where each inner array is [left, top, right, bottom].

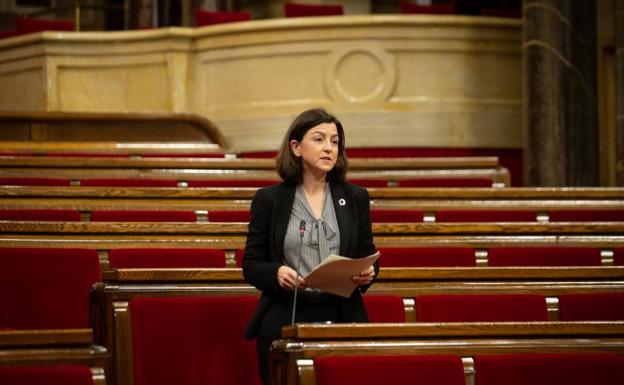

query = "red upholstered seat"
[[370, 209, 424, 222], [81, 178, 178, 187], [315, 355, 465, 385], [0, 209, 80, 221], [415, 294, 548, 322], [363, 295, 406, 323], [614, 248, 624, 265], [549, 209, 624, 222], [0, 365, 94, 385], [434, 210, 536, 222], [398, 178, 493, 187], [348, 179, 390, 187], [131, 296, 261, 385], [109, 248, 226, 268], [400, 2, 454, 14], [284, 2, 343, 17], [16, 16, 75, 34], [558, 293, 624, 321], [187, 179, 277, 187], [487, 247, 602, 266], [377, 247, 476, 267], [141, 153, 226, 158], [238, 151, 277, 158], [195, 10, 251, 26], [45, 153, 127, 157], [474, 353, 624, 385], [235, 248, 245, 267], [0, 30, 18, 39], [0, 177, 71, 186], [208, 210, 250, 222], [90, 210, 196, 222], [0, 248, 101, 329]]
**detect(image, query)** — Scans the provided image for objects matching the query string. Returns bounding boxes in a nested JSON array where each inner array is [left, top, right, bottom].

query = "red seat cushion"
[[558, 293, 624, 321], [208, 210, 250, 222], [435, 210, 536, 222], [90, 210, 196, 222], [614, 248, 624, 265], [415, 294, 548, 322], [370, 209, 424, 222], [487, 247, 602, 266], [109, 248, 226, 268], [398, 178, 493, 187], [141, 153, 226, 158], [238, 151, 277, 158], [315, 355, 465, 385], [0, 177, 71, 186], [378, 247, 476, 267], [131, 296, 261, 385], [187, 179, 276, 188], [195, 10, 251, 26], [284, 2, 343, 17], [45, 153, 127, 157], [474, 353, 624, 385], [0, 248, 101, 329], [81, 178, 178, 187], [348, 179, 390, 187], [0, 209, 80, 221], [400, 2, 454, 14], [363, 295, 406, 323], [0, 30, 18, 39], [16, 16, 75, 34], [549, 210, 624, 222], [0, 365, 94, 385], [235, 248, 245, 267]]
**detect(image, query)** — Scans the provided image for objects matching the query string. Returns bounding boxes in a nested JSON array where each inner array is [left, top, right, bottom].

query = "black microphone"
[[291, 219, 306, 325]]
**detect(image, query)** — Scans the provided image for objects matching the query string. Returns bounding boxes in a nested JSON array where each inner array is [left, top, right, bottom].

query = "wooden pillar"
[[617, 0, 624, 185], [523, 0, 598, 186]]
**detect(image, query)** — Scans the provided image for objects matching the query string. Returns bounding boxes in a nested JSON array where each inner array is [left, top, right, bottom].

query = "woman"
[[242, 108, 378, 385]]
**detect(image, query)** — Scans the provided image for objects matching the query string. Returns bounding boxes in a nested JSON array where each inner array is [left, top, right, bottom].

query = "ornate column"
[[523, 0, 598, 186], [617, 0, 624, 185]]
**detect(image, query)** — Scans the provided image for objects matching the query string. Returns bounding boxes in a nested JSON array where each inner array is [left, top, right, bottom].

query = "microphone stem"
[[291, 227, 304, 325]]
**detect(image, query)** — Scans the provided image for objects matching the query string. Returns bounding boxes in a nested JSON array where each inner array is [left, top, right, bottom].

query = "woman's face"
[[290, 122, 339, 178]]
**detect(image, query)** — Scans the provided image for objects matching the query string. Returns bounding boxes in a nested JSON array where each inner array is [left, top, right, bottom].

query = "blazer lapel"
[[273, 182, 296, 262], [330, 182, 350, 257]]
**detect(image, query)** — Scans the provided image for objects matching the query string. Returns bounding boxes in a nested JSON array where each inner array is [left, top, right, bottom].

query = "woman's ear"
[[290, 140, 301, 157]]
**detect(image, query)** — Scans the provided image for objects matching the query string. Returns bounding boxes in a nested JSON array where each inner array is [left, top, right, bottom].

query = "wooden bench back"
[[0, 328, 108, 384], [273, 322, 624, 385]]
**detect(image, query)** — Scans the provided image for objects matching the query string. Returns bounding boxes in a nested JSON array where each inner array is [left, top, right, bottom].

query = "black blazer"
[[242, 180, 377, 339]]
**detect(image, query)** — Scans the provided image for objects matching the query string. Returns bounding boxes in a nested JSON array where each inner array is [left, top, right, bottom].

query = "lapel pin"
[[338, 198, 346, 206]]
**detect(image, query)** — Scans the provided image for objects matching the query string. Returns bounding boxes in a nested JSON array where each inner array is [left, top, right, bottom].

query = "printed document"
[[305, 252, 380, 297]]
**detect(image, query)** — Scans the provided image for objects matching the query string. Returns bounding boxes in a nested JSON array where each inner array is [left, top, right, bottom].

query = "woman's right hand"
[[277, 265, 307, 291]]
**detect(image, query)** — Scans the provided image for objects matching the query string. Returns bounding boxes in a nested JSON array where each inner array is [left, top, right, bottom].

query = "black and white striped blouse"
[[283, 183, 341, 276]]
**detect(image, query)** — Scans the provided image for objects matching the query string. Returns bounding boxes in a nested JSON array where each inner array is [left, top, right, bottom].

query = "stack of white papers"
[[304, 252, 380, 297]]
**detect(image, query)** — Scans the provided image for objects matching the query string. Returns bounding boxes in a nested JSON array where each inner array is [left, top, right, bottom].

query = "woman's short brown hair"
[[276, 108, 348, 184]]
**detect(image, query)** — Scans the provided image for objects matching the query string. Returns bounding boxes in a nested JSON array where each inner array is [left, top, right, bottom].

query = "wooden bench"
[[2, 230, 624, 269], [91, 265, 624, 385], [0, 165, 510, 187], [272, 322, 624, 385], [3, 186, 623, 200], [2, 221, 623, 236], [0, 328, 108, 382], [2, 186, 623, 221], [1, 196, 623, 217]]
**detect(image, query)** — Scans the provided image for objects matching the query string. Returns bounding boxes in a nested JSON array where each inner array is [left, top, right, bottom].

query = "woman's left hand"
[[351, 265, 375, 286]]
